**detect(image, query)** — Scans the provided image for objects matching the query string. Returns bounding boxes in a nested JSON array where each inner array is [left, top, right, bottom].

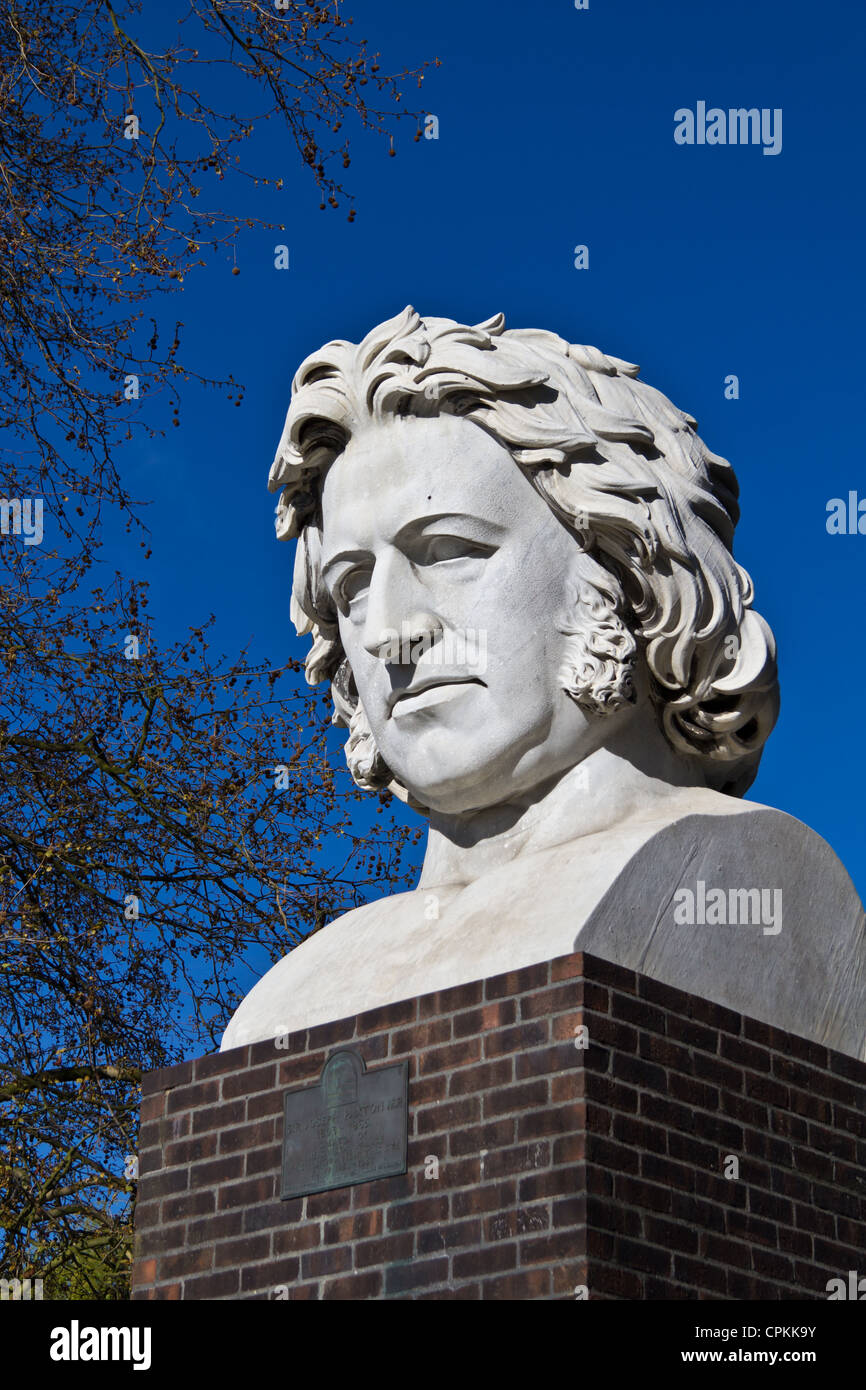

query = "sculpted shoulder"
[[577, 804, 866, 1058], [223, 798, 865, 1057], [220, 889, 432, 1051]]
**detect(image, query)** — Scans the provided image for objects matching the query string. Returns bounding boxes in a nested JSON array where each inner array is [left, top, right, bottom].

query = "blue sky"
[[101, 0, 865, 898]]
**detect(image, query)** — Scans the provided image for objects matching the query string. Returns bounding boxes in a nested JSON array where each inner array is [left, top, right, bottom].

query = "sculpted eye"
[[423, 535, 493, 564], [335, 567, 371, 608]]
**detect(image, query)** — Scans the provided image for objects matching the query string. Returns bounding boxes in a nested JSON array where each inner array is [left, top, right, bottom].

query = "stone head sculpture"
[[222, 308, 864, 1058], [269, 306, 779, 811]]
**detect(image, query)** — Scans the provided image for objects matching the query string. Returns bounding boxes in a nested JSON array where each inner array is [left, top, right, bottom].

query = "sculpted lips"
[[388, 676, 485, 719]]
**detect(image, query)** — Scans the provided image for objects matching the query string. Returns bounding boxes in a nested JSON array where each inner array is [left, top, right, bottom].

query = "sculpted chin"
[[222, 308, 866, 1059]]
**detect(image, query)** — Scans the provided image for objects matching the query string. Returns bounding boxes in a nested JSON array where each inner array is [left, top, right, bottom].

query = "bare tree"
[[0, 0, 436, 541], [0, 0, 433, 1296]]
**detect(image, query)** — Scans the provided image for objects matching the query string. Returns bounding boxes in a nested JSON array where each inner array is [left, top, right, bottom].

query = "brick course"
[[132, 952, 866, 1300]]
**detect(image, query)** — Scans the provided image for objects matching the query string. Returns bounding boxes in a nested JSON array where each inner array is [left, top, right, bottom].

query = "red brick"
[[452, 1244, 517, 1278], [391, 1018, 452, 1054], [516, 1041, 584, 1080], [324, 1209, 383, 1244], [417, 1219, 482, 1253], [188, 1211, 244, 1245], [418, 1038, 483, 1075], [673, 1255, 728, 1296], [700, 1232, 752, 1269], [416, 1095, 481, 1134], [246, 1143, 281, 1176], [484, 961, 550, 1000], [483, 1079, 549, 1117], [217, 1175, 275, 1209], [350, 1172, 414, 1207], [643, 1214, 698, 1254], [133, 952, 866, 1303], [419, 980, 484, 1018], [615, 1172, 672, 1214], [409, 1071, 450, 1105], [356, 997, 417, 1033], [451, 1179, 516, 1217], [480, 1269, 552, 1299], [305, 1016, 356, 1050], [615, 992, 667, 1035], [134, 1257, 157, 1286], [321, 1271, 384, 1300], [518, 1104, 582, 1140], [184, 1268, 240, 1299], [277, 1050, 327, 1087], [140, 1093, 165, 1124], [664, 1012, 720, 1052], [252, 1033, 304, 1066], [551, 1195, 587, 1228], [638, 1031, 692, 1071], [241, 1257, 301, 1293], [164, 1133, 217, 1166], [214, 1234, 270, 1268], [192, 1099, 245, 1135], [448, 1117, 515, 1157], [288, 1280, 320, 1300], [303, 1186, 354, 1217], [453, 1000, 517, 1037], [273, 1223, 322, 1255], [244, 1199, 302, 1233], [550, 954, 585, 983], [138, 1168, 189, 1201], [448, 1058, 513, 1095], [188, 1154, 244, 1187], [414, 1283, 481, 1300], [142, 1060, 193, 1096], [354, 1232, 414, 1268], [221, 1063, 276, 1100], [581, 954, 637, 993], [301, 1245, 352, 1279], [719, 1034, 771, 1072], [474, 1139, 549, 1180], [134, 1222, 187, 1259], [519, 1168, 583, 1202], [386, 1194, 449, 1231], [385, 1257, 449, 1295], [195, 1048, 249, 1080], [160, 1246, 214, 1279], [487, 1205, 550, 1240], [163, 1189, 215, 1222], [219, 1118, 276, 1154], [167, 1078, 220, 1115]]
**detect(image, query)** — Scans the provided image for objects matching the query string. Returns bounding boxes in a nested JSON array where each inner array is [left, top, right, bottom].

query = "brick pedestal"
[[132, 952, 866, 1300]]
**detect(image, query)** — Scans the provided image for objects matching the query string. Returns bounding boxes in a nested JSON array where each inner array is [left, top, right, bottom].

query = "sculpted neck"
[[419, 727, 710, 890]]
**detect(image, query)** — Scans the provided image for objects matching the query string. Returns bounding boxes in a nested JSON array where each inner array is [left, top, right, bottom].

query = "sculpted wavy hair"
[[268, 307, 780, 802]]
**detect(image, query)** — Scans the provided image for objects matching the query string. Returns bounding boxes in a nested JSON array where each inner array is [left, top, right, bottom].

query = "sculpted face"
[[320, 412, 634, 815]]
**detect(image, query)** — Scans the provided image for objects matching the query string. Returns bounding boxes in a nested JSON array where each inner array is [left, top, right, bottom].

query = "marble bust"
[[222, 307, 865, 1058]]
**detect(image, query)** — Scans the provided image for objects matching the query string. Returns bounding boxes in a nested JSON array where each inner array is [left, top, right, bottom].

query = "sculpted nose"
[[402, 611, 445, 663], [361, 550, 401, 658], [364, 607, 444, 661], [362, 554, 444, 663]]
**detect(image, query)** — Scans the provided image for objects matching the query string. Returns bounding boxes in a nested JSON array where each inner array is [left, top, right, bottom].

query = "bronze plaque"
[[281, 1049, 408, 1200]]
